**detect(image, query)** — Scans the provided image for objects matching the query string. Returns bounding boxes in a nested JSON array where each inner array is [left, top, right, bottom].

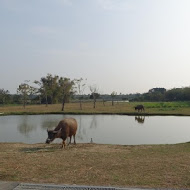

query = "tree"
[[34, 79, 49, 106], [59, 77, 75, 111], [42, 74, 59, 104], [165, 87, 190, 101], [46, 74, 59, 104], [89, 85, 99, 109], [0, 89, 10, 104], [34, 74, 59, 106], [111, 91, 117, 106], [75, 78, 87, 110], [32, 81, 42, 104], [11, 94, 20, 104], [17, 83, 32, 108]]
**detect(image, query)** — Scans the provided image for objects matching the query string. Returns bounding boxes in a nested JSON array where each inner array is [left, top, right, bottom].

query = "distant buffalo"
[[135, 105, 145, 112], [46, 118, 77, 149]]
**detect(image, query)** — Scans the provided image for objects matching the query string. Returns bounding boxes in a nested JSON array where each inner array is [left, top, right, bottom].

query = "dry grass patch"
[[0, 143, 190, 189], [1, 102, 190, 115]]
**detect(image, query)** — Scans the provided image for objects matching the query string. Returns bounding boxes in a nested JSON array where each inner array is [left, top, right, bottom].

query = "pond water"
[[0, 115, 190, 145]]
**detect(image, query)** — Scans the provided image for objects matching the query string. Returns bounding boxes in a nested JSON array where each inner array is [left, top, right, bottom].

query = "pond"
[[0, 114, 190, 145]]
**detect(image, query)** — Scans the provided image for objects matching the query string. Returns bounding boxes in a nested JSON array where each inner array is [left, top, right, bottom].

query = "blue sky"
[[0, 0, 190, 94]]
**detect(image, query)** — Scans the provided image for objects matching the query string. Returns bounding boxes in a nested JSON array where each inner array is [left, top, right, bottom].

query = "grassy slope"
[[0, 143, 190, 189]]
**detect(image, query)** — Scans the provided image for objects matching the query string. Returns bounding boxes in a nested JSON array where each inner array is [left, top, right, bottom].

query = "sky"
[[0, 0, 190, 94]]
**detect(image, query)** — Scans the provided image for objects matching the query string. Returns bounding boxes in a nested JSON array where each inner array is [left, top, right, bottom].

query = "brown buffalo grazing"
[[46, 118, 77, 149], [135, 105, 145, 112]]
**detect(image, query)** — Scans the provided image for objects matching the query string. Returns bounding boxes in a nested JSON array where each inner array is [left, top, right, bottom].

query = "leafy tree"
[[34, 74, 59, 106], [17, 83, 32, 108], [11, 94, 21, 104], [165, 87, 190, 101], [42, 74, 59, 104], [183, 87, 190, 100], [59, 77, 75, 111], [32, 81, 42, 104], [0, 89, 10, 104], [46, 74, 59, 104], [34, 79, 49, 106]]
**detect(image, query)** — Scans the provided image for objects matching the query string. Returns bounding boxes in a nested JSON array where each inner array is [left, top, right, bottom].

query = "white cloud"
[[97, 0, 134, 11]]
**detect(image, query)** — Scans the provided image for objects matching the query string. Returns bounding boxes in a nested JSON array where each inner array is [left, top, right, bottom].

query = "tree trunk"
[[45, 94, 48, 107], [62, 100, 65, 111], [112, 99, 114, 106], [80, 100, 82, 110], [93, 98, 96, 109], [23, 98, 26, 109], [103, 99, 105, 106], [39, 96, 41, 104]]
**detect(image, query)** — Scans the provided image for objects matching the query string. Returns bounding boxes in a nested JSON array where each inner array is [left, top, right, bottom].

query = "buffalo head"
[[46, 128, 61, 144]]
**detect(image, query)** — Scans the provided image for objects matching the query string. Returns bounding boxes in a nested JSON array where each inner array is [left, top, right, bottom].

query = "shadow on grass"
[[20, 145, 57, 153], [19, 143, 86, 153]]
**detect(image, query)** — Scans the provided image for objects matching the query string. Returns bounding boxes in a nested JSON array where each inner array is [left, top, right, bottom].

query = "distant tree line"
[[1, 75, 190, 108], [131, 87, 190, 102]]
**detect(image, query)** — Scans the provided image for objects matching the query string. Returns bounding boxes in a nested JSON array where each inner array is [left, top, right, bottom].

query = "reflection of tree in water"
[[41, 120, 59, 130], [77, 115, 98, 142], [89, 115, 98, 129], [17, 116, 37, 136], [135, 116, 145, 124], [77, 115, 86, 141]]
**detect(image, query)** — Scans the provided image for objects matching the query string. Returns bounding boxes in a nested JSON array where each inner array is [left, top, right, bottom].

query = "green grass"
[[142, 101, 190, 108]]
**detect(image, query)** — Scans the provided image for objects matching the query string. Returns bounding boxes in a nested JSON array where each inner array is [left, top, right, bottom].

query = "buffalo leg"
[[74, 135, 76, 145], [68, 136, 72, 145], [61, 140, 66, 149]]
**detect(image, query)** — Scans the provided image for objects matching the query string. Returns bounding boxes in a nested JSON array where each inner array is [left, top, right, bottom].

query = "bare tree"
[[111, 91, 117, 106], [89, 85, 99, 109]]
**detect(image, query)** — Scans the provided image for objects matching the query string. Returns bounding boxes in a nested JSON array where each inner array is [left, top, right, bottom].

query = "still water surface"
[[0, 115, 190, 145]]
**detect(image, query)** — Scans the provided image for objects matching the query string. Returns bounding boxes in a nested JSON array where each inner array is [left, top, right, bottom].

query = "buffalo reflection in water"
[[135, 116, 145, 124]]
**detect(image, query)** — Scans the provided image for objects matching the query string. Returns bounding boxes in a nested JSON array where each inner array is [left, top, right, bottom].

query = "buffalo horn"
[[53, 128, 62, 134]]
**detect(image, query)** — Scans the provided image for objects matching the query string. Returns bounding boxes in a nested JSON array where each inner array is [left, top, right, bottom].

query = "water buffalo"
[[46, 118, 77, 149], [135, 105, 145, 112]]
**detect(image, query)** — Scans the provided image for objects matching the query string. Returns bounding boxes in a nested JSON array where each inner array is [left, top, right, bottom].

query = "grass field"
[[0, 143, 190, 189], [0, 101, 190, 115]]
